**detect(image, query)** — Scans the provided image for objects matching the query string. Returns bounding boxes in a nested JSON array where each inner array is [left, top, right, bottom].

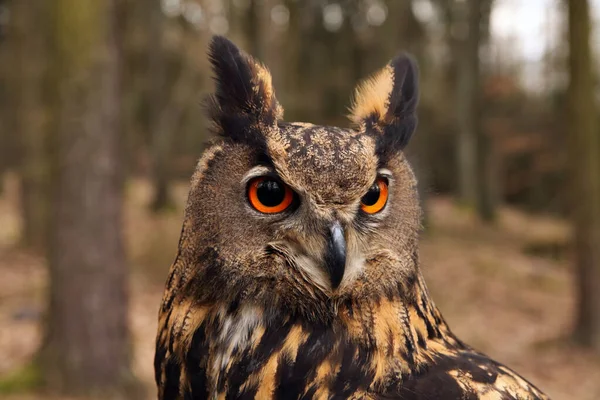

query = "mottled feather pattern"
[[156, 268, 547, 399], [155, 36, 550, 400]]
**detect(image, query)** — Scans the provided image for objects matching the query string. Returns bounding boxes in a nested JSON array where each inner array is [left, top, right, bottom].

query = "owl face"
[[179, 37, 421, 318]]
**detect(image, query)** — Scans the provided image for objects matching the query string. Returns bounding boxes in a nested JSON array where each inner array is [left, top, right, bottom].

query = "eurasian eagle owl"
[[155, 36, 548, 400]]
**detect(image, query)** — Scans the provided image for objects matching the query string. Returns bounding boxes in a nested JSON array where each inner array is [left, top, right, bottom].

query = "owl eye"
[[360, 178, 388, 214], [248, 177, 294, 214]]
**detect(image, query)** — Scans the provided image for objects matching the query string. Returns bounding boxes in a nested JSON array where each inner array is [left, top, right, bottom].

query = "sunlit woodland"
[[0, 0, 599, 399]]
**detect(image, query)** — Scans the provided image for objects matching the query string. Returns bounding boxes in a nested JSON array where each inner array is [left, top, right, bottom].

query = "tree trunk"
[[151, 59, 197, 212], [12, 0, 50, 250], [148, 3, 200, 212], [148, 0, 172, 212], [456, 0, 496, 221], [40, 0, 138, 395], [245, 0, 262, 59], [566, 0, 600, 350], [475, 0, 496, 222], [0, 0, 12, 196], [455, 0, 478, 207]]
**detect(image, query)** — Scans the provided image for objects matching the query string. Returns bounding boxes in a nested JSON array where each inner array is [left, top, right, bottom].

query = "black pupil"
[[256, 180, 285, 207], [361, 183, 380, 206]]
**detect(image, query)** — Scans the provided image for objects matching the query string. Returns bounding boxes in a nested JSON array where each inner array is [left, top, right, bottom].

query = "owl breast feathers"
[[154, 36, 549, 400]]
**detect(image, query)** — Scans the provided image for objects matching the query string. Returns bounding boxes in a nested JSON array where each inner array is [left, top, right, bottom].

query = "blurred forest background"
[[0, 0, 599, 399]]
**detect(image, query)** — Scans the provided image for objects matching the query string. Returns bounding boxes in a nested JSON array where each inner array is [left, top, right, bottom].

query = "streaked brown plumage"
[[154, 36, 549, 400]]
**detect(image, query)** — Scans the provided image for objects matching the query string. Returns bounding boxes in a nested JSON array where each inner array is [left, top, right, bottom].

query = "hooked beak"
[[325, 221, 347, 289]]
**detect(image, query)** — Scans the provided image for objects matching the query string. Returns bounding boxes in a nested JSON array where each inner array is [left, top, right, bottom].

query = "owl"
[[154, 36, 549, 400]]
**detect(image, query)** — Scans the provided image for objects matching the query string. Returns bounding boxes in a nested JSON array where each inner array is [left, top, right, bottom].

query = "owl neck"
[[169, 270, 463, 396], [336, 270, 460, 358]]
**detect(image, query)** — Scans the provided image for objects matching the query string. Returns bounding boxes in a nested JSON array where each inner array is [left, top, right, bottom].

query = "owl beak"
[[325, 221, 346, 289]]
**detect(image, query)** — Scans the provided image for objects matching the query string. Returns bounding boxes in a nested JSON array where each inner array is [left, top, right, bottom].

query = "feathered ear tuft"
[[206, 36, 283, 145], [349, 53, 419, 160]]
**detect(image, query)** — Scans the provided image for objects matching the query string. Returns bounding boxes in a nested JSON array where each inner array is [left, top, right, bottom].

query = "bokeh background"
[[1, 0, 599, 399]]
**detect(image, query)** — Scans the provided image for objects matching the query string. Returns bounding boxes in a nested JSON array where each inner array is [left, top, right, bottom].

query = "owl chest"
[[191, 313, 394, 399]]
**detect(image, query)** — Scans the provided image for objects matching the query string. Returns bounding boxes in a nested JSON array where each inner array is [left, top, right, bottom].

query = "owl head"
[[170, 36, 421, 322]]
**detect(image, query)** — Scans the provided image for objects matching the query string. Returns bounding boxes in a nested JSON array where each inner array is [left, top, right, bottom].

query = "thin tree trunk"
[[456, 0, 496, 221], [475, 121, 496, 221], [566, 0, 600, 349], [41, 0, 138, 395], [151, 57, 198, 212], [245, 0, 262, 59], [148, 0, 171, 212], [13, 0, 50, 250], [120, 0, 141, 178], [475, 0, 496, 222], [0, 0, 12, 196], [148, 0, 174, 211], [148, 5, 199, 212], [455, 0, 478, 208]]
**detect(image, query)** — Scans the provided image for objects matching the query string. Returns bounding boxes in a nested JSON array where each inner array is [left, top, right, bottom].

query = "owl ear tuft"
[[207, 36, 283, 145], [349, 53, 419, 159]]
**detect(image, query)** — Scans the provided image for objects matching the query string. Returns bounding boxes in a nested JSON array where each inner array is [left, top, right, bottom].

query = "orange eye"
[[248, 177, 294, 214], [360, 178, 388, 214]]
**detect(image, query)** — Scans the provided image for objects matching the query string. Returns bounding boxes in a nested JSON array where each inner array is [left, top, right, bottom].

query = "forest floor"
[[0, 175, 599, 399]]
